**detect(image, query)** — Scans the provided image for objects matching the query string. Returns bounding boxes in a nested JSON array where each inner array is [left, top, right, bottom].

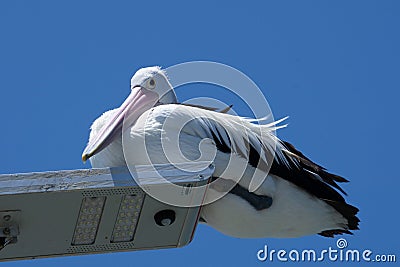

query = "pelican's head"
[[82, 66, 176, 162], [130, 66, 177, 104]]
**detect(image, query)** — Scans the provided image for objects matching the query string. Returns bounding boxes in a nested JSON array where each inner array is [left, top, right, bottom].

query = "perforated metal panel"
[[0, 163, 213, 261]]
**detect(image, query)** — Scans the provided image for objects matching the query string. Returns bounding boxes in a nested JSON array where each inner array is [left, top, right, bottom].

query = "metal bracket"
[[0, 211, 20, 251]]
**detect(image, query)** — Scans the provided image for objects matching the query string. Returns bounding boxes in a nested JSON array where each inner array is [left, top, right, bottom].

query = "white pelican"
[[82, 66, 359, 238]]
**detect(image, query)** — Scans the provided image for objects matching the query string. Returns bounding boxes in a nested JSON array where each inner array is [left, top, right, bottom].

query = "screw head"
[[3, 215, 11, 222], [3, 228, 10, 235]]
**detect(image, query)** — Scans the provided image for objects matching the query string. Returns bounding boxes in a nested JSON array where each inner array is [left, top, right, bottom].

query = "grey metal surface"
[[0, 162, 213, 194], [0, 163, 214, 261]]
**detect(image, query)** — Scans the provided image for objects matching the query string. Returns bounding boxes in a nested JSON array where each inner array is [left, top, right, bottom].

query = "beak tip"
[[82, 153, 89, 163]]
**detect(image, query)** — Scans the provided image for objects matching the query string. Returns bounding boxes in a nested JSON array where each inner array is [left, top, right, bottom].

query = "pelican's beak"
[[82, 86, 159, 162]]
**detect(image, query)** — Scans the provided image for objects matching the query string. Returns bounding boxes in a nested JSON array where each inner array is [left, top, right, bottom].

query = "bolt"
[[160, 218, 172, 226], [3, 228, 10, 235], [3, 215, 11, 222]]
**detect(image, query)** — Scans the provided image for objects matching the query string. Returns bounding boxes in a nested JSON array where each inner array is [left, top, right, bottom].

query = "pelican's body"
[[83, 66, 359, 238]]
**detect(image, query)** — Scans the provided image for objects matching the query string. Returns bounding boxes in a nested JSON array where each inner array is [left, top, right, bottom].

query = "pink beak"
[[82, 86, 159, 162]]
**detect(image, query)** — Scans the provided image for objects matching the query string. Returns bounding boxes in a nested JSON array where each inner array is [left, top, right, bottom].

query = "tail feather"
[[275, 140, 360, 237]]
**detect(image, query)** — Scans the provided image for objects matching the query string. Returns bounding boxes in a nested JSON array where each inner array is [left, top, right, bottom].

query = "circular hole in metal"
[[154, 210, 176, 226]]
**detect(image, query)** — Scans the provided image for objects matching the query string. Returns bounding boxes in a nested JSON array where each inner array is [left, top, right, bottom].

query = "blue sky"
[[1, 1, 399, 266]]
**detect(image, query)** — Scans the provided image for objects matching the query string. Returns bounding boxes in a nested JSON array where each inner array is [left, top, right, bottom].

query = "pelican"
[[82, 66, 359, 238]]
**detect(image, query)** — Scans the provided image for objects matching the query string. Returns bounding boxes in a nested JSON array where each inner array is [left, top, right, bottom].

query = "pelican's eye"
[[147, 78, 156, 89]]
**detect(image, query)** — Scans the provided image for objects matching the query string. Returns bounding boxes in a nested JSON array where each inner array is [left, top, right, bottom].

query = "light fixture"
[[111, 194, 144, 243], [0, 162, 213, 261], [72, 196, 106, 245]]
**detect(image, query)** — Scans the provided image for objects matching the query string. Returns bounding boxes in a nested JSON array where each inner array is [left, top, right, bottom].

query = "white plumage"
[[83, 66, 359, 238]]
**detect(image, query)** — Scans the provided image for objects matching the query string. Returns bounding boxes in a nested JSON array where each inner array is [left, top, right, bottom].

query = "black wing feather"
[[205, 119, 360, 237], [270, 141, 360, 236]]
